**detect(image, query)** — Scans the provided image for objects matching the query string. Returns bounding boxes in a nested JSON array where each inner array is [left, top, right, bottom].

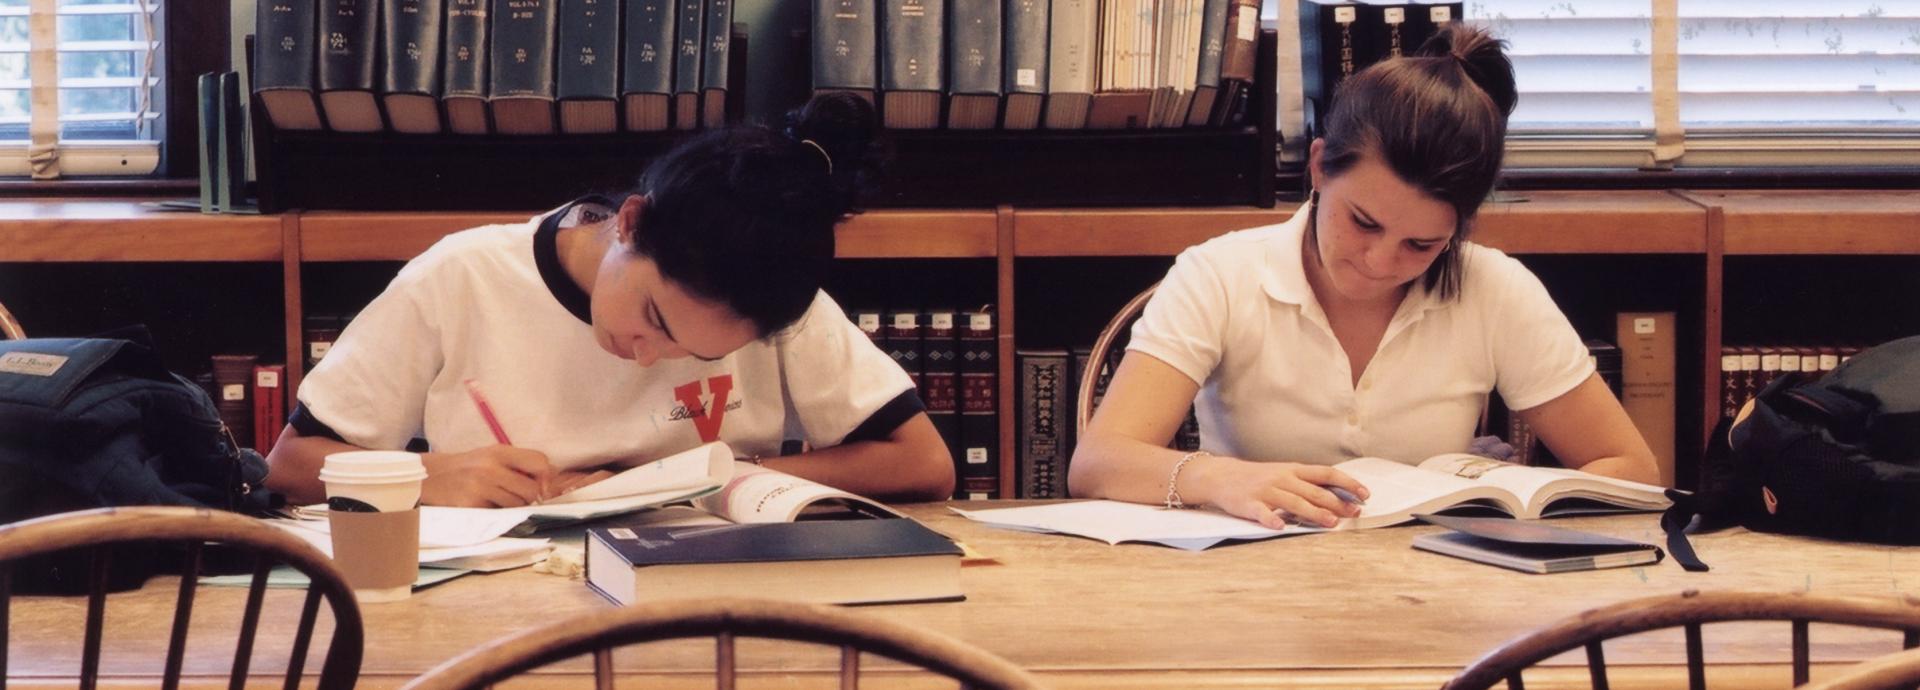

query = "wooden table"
[[12, 505, 1920, 689]]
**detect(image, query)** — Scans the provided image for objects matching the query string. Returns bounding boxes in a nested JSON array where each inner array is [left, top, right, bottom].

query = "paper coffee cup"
[[321, 451, 426, 603]]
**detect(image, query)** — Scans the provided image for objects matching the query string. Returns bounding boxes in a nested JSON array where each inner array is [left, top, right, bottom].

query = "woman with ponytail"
[[1071, 25, 1658, 527], [266, 93, 956, 506]]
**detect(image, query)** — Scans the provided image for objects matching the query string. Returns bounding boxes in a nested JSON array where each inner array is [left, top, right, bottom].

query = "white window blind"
[[0, 0, 162, 177]]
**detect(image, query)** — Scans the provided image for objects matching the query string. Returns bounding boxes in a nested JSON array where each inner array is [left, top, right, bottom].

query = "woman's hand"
[[421, 445, 557, 507], [548, 469, 616, 498], [1184, 455, 1371, 529]]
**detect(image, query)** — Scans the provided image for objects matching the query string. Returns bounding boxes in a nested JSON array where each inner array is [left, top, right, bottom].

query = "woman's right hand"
[[421, 445, 557, 507], [1184, 455, 1371, 529]]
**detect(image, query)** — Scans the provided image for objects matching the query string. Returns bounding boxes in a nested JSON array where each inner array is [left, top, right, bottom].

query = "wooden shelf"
[[297, 208, 1001, 262], [1680, 190, 1920, 255], [0, 200, 281, 262], [1014, 206, 1293, 256], [1474, 190, 1707, 254]]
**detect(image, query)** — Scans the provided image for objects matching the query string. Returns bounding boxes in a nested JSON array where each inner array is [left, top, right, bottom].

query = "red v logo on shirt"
[[672, 375, 735, 443]]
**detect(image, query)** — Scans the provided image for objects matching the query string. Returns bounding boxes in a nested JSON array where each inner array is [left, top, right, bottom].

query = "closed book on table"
[[812, 0, 878, 103], [999, 0, 1047, 129], [699, 0, 732, 127], [318, 0, 382, 132], [381, 0, 446, 133], [621, 0, 674, 130], [958, 310, 998, 499], [921, 311, 961, 476], [672, 0, 704, 129], [489, 0, 560, 134], [442, 0, 491, 134], [945, 0, 1001, 129], [254, 0, 324, 130], [880, 0, 944, 128], [585, 518, 964, 606], [1042, 0, 1095, 129], [1412, 514, 1664, 574], [557, 0, 620, 133]]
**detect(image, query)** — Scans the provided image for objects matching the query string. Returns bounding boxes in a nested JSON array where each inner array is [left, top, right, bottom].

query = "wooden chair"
[[1445, 589, 1920, 690], [0, 506, 363, 690], [1075, 282, 1161, 438], [399, 596, 1048, 690], [1805, 645, 1920, 690], [0, 299, 24, 339]]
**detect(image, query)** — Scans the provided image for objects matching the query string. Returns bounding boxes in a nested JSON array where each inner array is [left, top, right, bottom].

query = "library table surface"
[[12, 505, 1920, 689]]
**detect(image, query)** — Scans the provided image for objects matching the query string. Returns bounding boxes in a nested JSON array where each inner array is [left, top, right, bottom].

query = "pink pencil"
[[464, 378, 514, 445]]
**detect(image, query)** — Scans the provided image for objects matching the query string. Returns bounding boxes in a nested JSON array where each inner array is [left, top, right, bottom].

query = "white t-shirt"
[[293, 201, 919, 470], [1128, 204, 1593, 466]]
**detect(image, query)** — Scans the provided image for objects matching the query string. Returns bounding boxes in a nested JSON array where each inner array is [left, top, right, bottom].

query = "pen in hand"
[[464, 378, 513, 445]]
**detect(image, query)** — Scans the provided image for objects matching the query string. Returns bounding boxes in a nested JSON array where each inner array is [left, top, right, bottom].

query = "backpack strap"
[[1661, 489, 1711, 572]]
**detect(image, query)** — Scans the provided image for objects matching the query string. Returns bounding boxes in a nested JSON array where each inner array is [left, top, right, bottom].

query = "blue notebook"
[[1412, 514, 1665, 574], [585, 518, 964, 606]]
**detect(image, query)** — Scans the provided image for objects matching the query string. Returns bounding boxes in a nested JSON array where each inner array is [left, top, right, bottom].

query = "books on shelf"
[[671, 0, 704, 129], [958, 309, 999, 499], [699, 0, 734, 127], [945, 0, 1001, 129], [812, 0, 879, 104], [879, 0, 945, 128], [254, 0, 323, 130], [380, 0, 446, 134], [317, 0, 383, 132], [442, 0, 492, 134], [622, 0, 675, 130], [1410, 514, 1664, 574], [1617, 312, 1676, 487], [489, 0, 561, 135], [1000, 0, 1048, 129], [556, 0, 622, 134]]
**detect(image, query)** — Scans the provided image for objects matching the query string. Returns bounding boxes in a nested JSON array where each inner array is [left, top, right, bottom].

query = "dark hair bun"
[[783, 92, 884, 215], [1417, 24, 1517, 118]]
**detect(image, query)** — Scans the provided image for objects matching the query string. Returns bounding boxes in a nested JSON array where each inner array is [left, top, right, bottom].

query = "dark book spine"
[[442, 0, 490, 97], [489, 0, 559, 98], [921, 311, 962, 495], [880, 0, 944, 92], [1403, 1, 1460, 57], [212, 355, 259, 452], [812, 0, 878, 92], [622, 0, 673, 95], [701, 0, 732, 91], [1720, 347, 1741, 421], [1191, 0, 1228, 90], [256, 0, 318, 91], [381, 0, 445, 95], [947, 0, 1000, 96], [1017, 350, 1069, 498], [1298, 0, 1357, 136], [303, 315, 343, 370], [959, 310, 998, 499], [673, 0, 704, 97], [1003, 0, 1045, 94], [557, 0, 619, 99], [883, 311, 924, 399], [253, 363, 287, 454], [1357, 2, 1408, 63], [318, 0, 378, 92]]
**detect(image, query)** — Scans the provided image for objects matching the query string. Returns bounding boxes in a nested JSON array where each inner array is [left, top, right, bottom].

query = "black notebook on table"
[[1411, 514, 1665, 574], [585, 517, 964, 606]]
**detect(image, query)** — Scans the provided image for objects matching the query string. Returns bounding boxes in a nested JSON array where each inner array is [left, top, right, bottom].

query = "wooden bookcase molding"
[[2, 190, 1914, 495]]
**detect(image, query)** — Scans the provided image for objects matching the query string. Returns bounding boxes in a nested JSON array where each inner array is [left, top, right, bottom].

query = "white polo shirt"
[[1127, 204, 1593, 466], [293, 200, 920, 471]]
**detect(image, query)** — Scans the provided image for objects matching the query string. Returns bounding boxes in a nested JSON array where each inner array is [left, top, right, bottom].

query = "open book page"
[[1336, 457, 1522, 528], [1414, 454, 1669, 518], [953, 500, 1318, 551], [524, 442, 737, 522], [693, 463, 904, 523]]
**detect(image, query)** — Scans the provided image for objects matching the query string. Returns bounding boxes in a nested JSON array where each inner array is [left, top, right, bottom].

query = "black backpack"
[[0, 328, 280, 592], [1664, 335, 1920, 570]]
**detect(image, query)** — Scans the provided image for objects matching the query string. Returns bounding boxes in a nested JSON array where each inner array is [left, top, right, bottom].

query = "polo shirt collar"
[[1260, 202, 1450, 317]]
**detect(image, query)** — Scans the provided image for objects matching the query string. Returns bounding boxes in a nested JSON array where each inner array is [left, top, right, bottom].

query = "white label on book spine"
[[892, 313, 917, 329], [1332, 6, 1355, 23], [1721, 355, 1739, 371], [1430, 6, 1451, 22], [222, 384, 246, 401], [256, 370, 281, 387], [1761, 354, 1780, 371], [1634, 317, 1656, 335], [966, 448, 988, 464], [1384, 8, 1404, 23], [969, 312, 992, 331], [608, 528, 636, 540], [1241, 6, 1262, 37], [1780, 354, 1801, 371], [968, 492, 990, 500], [1016, 68, 1037, 87], [930, 312, 955, 330], [1741, 354, 1760, 369], [309, 341, 333, 361], [856, 313, 880, 333], [0, 352, 66, 376], [1820, 354, 1840, 370]]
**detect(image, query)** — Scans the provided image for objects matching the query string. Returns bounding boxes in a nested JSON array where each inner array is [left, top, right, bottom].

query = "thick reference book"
[[944, 0, 1001, 129], [1184, 0, 1229, 126], [585, 517, 964, 606], [1298, 0, 1358, 137], [381, 0, 446, 133], [1000, 0, 1047, 129], [556, 0, 621, 133], [621, 0, 674, 130], [1411, 514, 1664, 574], [1618, 312, 1677, 486], [489, 0, 560, 135], [812, 0, 879, 103], [699, 0, 733, 127], [254, 0, 324, 130], [921, 311, 962, 485], [1016, 348, 1071, 498], [879, 0, 945, 128], [317, 0, 382, 132], [957, 309, 998, 499], [1042, 0, 1096, 129], [442, 0, 491, 134], [672, 0, 704, 129]]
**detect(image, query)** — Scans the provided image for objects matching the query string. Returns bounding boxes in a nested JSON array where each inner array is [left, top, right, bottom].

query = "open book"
[[522, 441, 902, 530], [956, 454, 1670, 550]]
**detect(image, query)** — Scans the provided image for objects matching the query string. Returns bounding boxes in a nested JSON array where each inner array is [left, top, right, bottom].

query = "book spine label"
[[1046, 0, 1095, 93], [1018, 351, 1068, 498], [948, 0, 1000, 96], [880, 0, 945, 91], [959, 312, 997, 498], [621, 0, 673, 95], [701, 0, 731, 91], [813, 0, 878, 91], [1002, 0, 1047, 95], [381, 0, 445, 96], [557, 0, 619, 99], [255, 0, 318, 91], [673, 0, 704, 96], [318, 0, 378, 92], [442, 0, 490, 98], [489, 0, 560, 98]]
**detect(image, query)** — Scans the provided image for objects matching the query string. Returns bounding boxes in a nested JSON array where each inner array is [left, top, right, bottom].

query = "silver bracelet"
[[1164, 450, 1210, 509]]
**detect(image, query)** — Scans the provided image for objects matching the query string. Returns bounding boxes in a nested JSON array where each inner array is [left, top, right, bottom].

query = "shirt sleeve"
[[778, 291, 921, 449], [1126, 245, 1231, 388], [294, 255, 449, 450], [1485, 254, 1595, 411]]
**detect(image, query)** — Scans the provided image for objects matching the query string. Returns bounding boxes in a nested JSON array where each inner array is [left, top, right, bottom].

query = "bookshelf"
[[3, 190, 1914, 495]]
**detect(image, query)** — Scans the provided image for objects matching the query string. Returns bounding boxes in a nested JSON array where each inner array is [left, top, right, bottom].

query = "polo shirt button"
[[1346, 413, 1359, 425]]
